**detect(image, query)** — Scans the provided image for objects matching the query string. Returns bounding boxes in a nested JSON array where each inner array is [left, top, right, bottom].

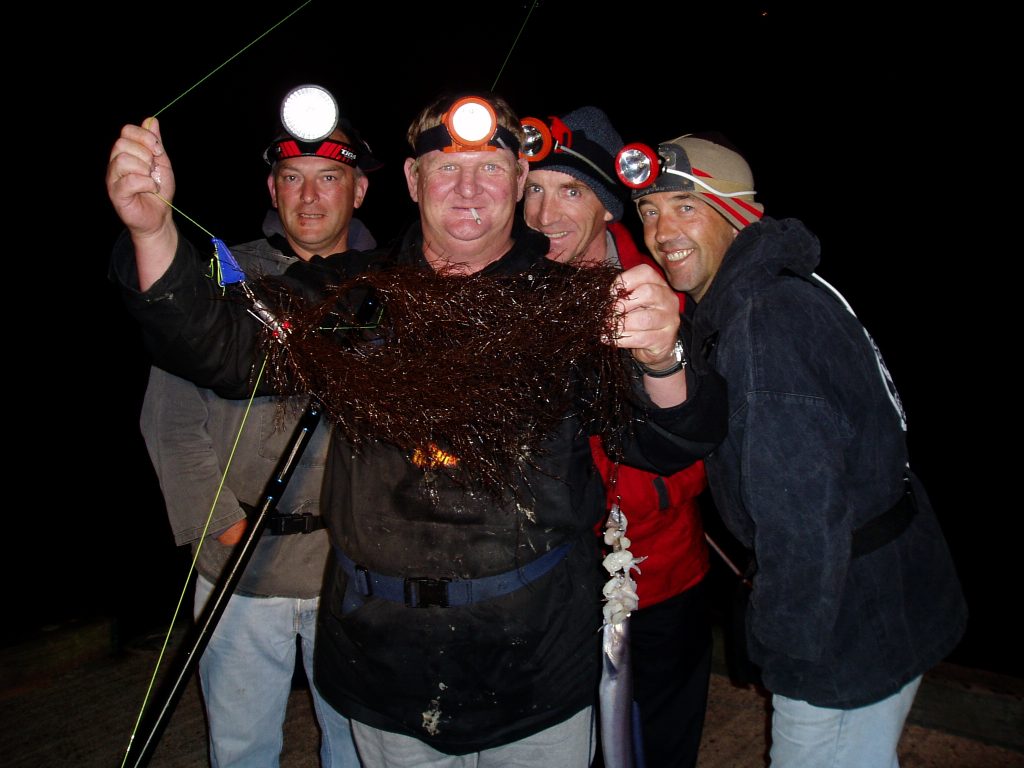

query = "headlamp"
[[263, 84, 365, 169], [447, 97, 497, 148], [281, 84, 339, 142], [521, 117, 553, 161], [615, 141, 757, 198], [414, 96, 521, 157], [521, 115, 618, 188], [615, 143, 665, 189]]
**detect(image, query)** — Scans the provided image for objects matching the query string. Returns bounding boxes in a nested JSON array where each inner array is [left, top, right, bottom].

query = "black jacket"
[[112, 223, 727, 752], [691, 217, 966, 708]]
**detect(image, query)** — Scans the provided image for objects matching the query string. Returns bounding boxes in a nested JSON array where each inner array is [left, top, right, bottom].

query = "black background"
[[12, 2, 1013, 678]]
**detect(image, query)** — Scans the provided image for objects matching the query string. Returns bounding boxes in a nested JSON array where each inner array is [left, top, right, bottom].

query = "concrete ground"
[[1, 618, 1021, 767]]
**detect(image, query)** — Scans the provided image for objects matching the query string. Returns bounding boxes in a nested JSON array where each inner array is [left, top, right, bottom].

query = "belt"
[[266, 513, 326, 535], [335, 542, 572, 608], [851, 475, 918, 558]]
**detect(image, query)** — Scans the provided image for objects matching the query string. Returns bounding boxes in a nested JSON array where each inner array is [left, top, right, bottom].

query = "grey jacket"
[[691, 217, 967, 708], [140, 236, 333, 597]]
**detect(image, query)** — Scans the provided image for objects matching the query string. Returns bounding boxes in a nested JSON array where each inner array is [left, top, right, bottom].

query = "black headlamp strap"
[[414, 124, 522, 158], [264, 138, 359, 167]]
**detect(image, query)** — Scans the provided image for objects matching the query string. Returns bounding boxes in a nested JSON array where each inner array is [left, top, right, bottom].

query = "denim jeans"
[[348, 705, 596, 768], [194, 575, 359, 768], [769, 675, 922, 768]]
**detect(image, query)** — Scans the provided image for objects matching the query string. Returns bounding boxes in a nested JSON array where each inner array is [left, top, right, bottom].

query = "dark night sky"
[[14, 2, 1012, 677]]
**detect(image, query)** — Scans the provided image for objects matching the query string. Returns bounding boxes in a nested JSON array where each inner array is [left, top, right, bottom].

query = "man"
[[523, 106, 713, 768], [632, 133, 967, 766], [106, 92, 725, 766], [138, 86, 376, 767]]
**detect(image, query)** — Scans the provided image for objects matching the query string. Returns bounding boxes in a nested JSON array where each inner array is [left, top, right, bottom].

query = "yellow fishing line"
[[491, 0, 541, 91], [152, 192, 214, 239], [120, 358, 268, 768], [153, 0, 314, 118], [120, 6, 292, 741]]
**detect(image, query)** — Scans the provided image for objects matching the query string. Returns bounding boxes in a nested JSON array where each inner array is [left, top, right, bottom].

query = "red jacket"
[[590, 222, 710, 606]]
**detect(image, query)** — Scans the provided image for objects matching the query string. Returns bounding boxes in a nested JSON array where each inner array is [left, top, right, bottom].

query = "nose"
[[537, 194, 560, 227], [457, 166, 481, 197], [300, 179, 318, 204], [655, 213, 680, 245]]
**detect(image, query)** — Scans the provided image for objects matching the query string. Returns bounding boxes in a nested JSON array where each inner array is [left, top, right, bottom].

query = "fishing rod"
[[122, 397, 323, 768]]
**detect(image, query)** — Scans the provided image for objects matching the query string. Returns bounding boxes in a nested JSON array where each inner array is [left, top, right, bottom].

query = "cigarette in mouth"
[[470, 207, 481, 225]]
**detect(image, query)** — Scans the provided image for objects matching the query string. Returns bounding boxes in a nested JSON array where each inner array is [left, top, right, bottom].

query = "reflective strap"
[[335, 542, 573, 608]]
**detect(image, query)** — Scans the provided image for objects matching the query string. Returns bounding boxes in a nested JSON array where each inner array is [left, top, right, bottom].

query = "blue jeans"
[[194, 575, 359, 768], [349, 705, 596, 768], [769, 675, 922, 768]]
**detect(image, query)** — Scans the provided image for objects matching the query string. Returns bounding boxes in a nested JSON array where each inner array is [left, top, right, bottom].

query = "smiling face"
[[404, 148, 528, 274], [523, 168, 612, 267], [636, 191, 738, 302], [267, 129, 368, 260]]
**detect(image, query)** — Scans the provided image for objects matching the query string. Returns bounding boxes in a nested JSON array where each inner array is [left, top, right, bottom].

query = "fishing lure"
[[599, 500, 646, 768]]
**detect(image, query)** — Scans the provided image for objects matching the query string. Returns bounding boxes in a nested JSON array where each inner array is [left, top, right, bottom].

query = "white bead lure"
[[599, 500, 645, 768]]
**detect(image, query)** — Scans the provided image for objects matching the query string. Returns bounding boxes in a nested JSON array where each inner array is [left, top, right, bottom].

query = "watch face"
[[281, 85, 338, 142]]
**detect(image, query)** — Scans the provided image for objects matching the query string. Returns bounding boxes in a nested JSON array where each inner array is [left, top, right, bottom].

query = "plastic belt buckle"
[[353, 565, 371, 596], [267, 513, 318, 535], [404, 577, 451, 608]]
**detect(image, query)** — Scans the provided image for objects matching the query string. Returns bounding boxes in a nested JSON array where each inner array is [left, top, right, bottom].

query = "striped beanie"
[[633, 135, 763, 230]]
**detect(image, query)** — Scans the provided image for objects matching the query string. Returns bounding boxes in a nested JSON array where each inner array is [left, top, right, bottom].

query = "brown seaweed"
[[253, 263, 636, 497]]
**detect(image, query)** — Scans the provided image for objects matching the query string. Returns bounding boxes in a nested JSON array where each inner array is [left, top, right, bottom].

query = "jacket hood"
[[698, 216, 821, 326]]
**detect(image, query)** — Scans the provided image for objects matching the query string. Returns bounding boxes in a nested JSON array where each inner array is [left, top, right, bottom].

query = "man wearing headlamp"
[[106, 92, 726, 766], [138, 85, 376, 767], [628, 133, 966, 768], [523, 105, 716, 768]]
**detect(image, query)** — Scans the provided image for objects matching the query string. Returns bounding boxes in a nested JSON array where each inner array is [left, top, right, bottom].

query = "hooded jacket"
[[690, 216, 966, 708]]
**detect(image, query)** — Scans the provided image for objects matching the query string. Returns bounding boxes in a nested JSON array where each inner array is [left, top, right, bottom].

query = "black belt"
[[266, 513, 326, 535], [335, 542, 572, 608], [851, 475, 918, 558]]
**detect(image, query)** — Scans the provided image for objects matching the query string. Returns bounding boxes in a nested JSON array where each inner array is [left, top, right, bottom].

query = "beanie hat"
[[530, 106, 627, 222], [631, 136, 763, 230]]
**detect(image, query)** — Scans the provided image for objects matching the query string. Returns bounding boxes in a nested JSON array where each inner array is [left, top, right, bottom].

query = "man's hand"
[[216, 518, 248, 546], [106, 118, 179, 290], [612, 264, 680, 364], [611, 263, 687, 407]]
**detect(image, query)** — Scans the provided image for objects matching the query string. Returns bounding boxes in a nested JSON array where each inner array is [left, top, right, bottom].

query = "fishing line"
[[491, 0, 541, 91], [120, 360, 268, 768], [118, 5, 315, 762], [153, 0, 314, 117]]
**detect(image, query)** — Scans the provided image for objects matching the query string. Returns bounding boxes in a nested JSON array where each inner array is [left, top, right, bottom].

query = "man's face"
[[267, 130, 368, 260], [523, 169, 612, 266], [404, 147, 528, 269], [636, 192, 738, 302]]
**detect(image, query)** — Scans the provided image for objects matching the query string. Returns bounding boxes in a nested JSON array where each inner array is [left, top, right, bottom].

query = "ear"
[[267, 173, 278, 208], [403, 158, 420, 203], [603, 209, 614, 223], [353, 174, 369, 209], [515, 158, 530, 201]]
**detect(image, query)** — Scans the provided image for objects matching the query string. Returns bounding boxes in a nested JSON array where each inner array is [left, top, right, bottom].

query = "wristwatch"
[[635, 339, 687, 378]]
